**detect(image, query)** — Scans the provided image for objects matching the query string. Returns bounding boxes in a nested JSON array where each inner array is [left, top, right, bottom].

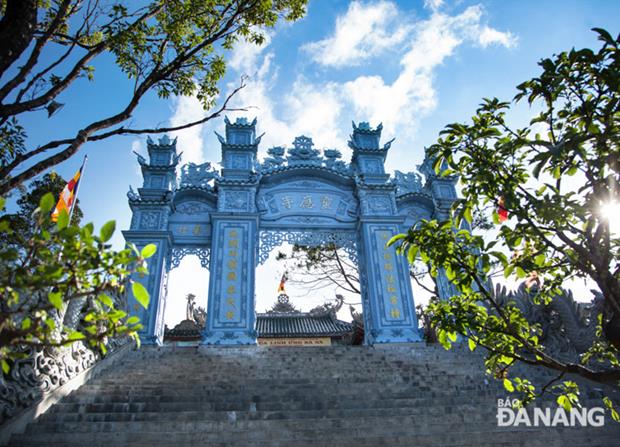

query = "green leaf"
[[492, 212, 500, 225], [503, 378, 515, 392], [463, 206, 473, 225], [386, 234, 406, 247], [532, 155, 551, 179], [132, 281, 150, 309], [592, 27, 615, 46], [67, 331, 86, 341], [406, 245, 419, 264], [490, 251, 508, 266], [1, 360, 9, 375], [437, 329, 451, 350], [100, 220, 116, 242], [557, 395, 572, 411], [56, 209, 69, 229], [98, 293, 114, 308], [603, 397, 620, 422], [141, 243, 157, 259], [468, 338, 477, 351], [39, 192, 55, 213], [534, 253, 546, 266], [126, 316, 141, 325], [21, 318, 31, 330], [48, 291, 63, 310]]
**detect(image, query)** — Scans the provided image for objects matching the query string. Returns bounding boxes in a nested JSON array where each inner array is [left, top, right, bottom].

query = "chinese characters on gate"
[[280, 195, 332, 210], [380, 231, 401, 320], [223, 228, 241, 321], [177, 224, 202, 235]]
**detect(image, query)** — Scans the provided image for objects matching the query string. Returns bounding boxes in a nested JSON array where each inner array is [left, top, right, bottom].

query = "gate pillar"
[[202, 215, 258, 344], [123, 135, 179, 345], [202, 117, 260, 345], [351, 122, 422, 344]]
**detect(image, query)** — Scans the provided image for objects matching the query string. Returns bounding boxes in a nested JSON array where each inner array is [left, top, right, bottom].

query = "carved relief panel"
[[257, 179, 358, 226]]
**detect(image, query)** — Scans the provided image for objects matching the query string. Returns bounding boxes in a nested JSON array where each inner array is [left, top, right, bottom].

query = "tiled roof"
[[165, 313, 354, 340], [256, 312, 353, 338]]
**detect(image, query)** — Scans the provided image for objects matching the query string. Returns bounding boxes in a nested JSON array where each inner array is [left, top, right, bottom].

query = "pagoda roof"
[[256, 312, 353, 338], [165, 313, 353, 341]]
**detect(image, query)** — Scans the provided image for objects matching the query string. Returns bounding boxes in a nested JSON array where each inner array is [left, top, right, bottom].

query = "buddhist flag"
[[277, 271, 288, 293], [51, 156, 87, 222], [497, 196, 508, 223]]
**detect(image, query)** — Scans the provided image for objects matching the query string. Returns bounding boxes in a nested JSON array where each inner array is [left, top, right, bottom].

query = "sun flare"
[[601, 201, 620, 236]]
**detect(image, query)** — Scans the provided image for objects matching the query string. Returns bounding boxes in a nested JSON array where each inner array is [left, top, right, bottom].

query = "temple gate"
[[123, 118, 457, 345]]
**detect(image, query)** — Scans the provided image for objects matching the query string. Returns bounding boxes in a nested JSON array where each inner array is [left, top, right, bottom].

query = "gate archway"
[[123, 118, 458, 345]]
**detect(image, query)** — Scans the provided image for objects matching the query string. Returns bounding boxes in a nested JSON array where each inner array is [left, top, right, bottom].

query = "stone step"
[[10, 427, 617, 447], [37, 404, 501, 424], [10, 345, 618, 446], [24, 414, 620, 437], [59, 385, 499, 404], [46, 394, 504, 414]]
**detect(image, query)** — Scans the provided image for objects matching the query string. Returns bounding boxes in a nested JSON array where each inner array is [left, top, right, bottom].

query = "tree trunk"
[[0, 0, 38, 77]]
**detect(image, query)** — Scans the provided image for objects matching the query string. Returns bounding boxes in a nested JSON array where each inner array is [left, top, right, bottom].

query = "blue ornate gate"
[[123, 118, 457, 345]]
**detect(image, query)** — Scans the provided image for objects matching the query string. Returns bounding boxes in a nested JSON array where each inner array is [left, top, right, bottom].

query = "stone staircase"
[[9, 344, 620, 446]]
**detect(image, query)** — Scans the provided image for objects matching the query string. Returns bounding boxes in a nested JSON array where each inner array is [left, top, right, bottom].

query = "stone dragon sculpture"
[[493, 282, 605, 361]]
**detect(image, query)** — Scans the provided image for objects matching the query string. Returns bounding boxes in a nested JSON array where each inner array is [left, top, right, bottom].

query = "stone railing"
[[0, 338, 133, 444]]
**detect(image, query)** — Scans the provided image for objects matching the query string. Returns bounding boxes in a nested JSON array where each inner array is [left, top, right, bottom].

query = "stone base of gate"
[[368, 327, 423, 344], [201, 329, 257, 345], [139, 334, 164, 346]]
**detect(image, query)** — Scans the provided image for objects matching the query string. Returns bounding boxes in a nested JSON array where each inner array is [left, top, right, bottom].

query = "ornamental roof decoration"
[[215, 116, 264, 148], [179, 161, 218, 189], [348, 121, 394, 153], [127, 185, 140, 201], [133, 150, 182, 168], [394, 170, 423, 196], [288, 136, 320, 163], [133, 150, 147, 166], [259, 137, 352, 175], [224, 116, 256, 128], [262, 146, 286, 168], [136, 134, 182, 168], [147, 134, 177, 148]]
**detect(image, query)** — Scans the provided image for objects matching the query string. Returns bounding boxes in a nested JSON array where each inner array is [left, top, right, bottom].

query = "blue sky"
[[13, 0, 620, 325]]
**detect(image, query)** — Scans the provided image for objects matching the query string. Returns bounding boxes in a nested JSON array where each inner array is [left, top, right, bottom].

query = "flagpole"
[[54, 154, 88, 339], [68, 155, 87, 225]]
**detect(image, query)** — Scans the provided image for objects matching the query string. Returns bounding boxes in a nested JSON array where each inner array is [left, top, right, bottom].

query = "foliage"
[[0, 0, 307, 194], [277, 244, 361, 296], [1, 172, 83, 249], [0, 193, 155, 374], [389, 29, 620, 408]]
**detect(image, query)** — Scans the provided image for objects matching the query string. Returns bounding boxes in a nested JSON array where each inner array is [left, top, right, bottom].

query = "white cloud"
[[478, 26, 517, 48], [169, 93, 205, 164], [424, 0, 444, 11], [228, 33, 273, 74], [301, 1, 411, 68], [203, 2, 518, 170], [167, 33, 277, 166], [341, 5, 517, 161], [283, 79, 344, 148]]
